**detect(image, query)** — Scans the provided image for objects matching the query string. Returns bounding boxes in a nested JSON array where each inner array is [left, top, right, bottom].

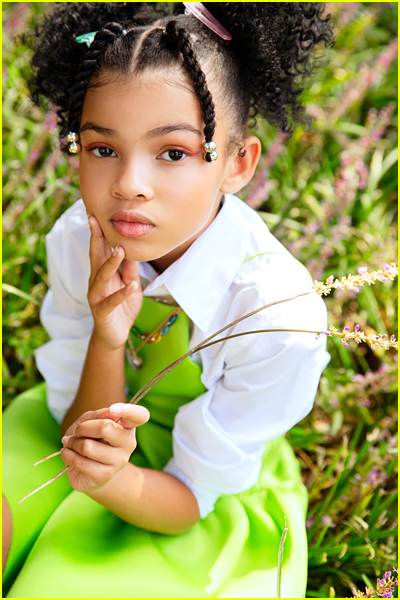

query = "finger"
[[67, 404, 149, 431], [67, 419, 135, 451], [121, 258, 141, 289], [90, 280, 139, 319], [89, 244, 126, 296], [71, 418, 123, 444], [60, 447, 115, 484], [110, 403, 150, 429], [88, 215, 112, 276], [61, 436, 123, 465], [74, 407, 149, 441]]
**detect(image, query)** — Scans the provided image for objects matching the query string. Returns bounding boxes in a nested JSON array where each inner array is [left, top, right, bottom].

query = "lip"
[[110, 210, 154, 225], [110, 210, 155, 239]]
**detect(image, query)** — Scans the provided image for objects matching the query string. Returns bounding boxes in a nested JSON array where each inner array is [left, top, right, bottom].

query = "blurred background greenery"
[[2, 3, 398, 598]]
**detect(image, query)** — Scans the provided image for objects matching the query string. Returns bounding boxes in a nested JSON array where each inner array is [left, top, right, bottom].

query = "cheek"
[[79, 161, 103, 210]]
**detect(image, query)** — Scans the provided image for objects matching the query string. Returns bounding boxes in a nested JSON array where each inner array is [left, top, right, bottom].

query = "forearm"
[[87, 463, 201, 535], [61, 331, 126, 434]]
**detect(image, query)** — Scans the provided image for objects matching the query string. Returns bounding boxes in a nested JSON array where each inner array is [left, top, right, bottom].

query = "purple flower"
[[367, 466, 387, 485], [344, 326, 350, 331], [306, 516, 314, 530], [321, 515, 334, 527], [342, 340, 349, 348], [354, 324, 360, 332]]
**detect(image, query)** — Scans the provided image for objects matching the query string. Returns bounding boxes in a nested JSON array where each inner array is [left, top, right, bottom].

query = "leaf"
[[2, 283, 41, 306]]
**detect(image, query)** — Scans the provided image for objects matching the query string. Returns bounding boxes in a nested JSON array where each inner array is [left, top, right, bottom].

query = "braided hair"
[[162, 21, 216, 152], [28, 2, 334, 155]]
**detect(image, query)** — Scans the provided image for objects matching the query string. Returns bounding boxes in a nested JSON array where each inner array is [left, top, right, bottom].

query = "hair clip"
[[75, 31, 98, 48], [75, 28, 127, 48], [183, 3, 232, 41]]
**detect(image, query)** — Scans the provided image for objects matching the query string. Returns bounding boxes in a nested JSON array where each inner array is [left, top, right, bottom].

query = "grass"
[[2, 3, 398, 598]]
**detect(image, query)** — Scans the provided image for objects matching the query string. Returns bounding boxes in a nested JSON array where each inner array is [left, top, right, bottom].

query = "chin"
[[119, 245, 164, 264]]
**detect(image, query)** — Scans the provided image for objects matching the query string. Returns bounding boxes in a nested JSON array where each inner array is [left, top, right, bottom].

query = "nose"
[[111, 157, 154, 201]]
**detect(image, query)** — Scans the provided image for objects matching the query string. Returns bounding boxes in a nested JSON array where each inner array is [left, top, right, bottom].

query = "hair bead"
[[67, 132, 79, 143], [68, 140, 81, 154], [203, 141, 217, 153], [205, 150, 218, 162]]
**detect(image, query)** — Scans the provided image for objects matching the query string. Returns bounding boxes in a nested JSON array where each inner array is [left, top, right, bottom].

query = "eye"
[[159, 149, 187, 162], [90, 146, 116, 158]]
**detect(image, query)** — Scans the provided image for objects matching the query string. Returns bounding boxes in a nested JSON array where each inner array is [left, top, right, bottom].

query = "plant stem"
[[18, 466, 69, 504], [33, 449, 62, 466], [277, 516, 288, 598]]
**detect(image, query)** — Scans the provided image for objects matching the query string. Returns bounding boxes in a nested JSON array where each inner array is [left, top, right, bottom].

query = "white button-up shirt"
[[35, 194, 330, 517]]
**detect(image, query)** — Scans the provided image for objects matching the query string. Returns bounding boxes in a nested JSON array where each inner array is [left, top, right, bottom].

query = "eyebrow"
[[145, 124, 203, 139], [80, 123, 117, 136], [79, 122, 203, 139]]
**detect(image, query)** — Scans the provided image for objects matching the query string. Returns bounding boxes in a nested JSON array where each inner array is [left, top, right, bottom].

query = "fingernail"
[[61, 435, 70, 445], [110, 404, 123, 414], [88, 215, 94, 229], [113, 245, 120, 257], [126, 281, 138, 291]]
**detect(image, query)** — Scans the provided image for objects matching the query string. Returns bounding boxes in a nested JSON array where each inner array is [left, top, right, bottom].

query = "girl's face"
[[79, 69, 238, 272]]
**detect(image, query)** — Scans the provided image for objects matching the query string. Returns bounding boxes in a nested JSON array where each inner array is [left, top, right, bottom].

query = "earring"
[[67, 132, 81, 154], [204, 141, 217, 162]]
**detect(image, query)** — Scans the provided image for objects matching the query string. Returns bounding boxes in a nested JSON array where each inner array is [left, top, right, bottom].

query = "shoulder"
[[221, 195, 327, 330], [47, 199, 90, 256]]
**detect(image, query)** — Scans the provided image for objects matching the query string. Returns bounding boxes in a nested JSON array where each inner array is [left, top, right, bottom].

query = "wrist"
[[85, 464, 132, 500], [90, 327, 127, 353]]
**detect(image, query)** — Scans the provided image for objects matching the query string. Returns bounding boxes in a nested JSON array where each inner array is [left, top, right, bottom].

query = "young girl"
[[3, 3, 334, 597]]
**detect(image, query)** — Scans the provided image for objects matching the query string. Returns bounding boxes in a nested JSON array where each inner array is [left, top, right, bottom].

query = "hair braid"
[[68, 22, 126, 137], [163, 21, 216, 147]]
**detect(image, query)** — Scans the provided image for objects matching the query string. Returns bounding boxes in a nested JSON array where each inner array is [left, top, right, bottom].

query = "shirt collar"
[[140, 195, 249, 332]]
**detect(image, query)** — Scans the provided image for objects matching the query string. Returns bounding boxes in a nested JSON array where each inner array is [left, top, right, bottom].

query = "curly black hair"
[[28, 2, 334, 154]]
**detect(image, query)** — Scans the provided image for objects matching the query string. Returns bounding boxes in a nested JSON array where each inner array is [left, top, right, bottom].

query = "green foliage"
[[2, 3, 397, 598]]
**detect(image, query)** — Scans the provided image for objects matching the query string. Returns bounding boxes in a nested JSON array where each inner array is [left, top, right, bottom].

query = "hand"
[[61, 403, 150, 495], [87, 215, 143, 350]]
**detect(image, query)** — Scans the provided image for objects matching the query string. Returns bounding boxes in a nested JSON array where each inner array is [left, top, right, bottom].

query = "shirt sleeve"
[[34, 201, 93, 424], [164, 283, 330, 519]]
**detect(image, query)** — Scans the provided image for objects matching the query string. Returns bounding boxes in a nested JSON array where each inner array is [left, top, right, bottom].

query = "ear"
[[220, 136, 262, 195]]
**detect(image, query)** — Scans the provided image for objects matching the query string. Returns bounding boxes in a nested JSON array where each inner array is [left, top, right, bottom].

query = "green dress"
[[3, 297, 308, 598]]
